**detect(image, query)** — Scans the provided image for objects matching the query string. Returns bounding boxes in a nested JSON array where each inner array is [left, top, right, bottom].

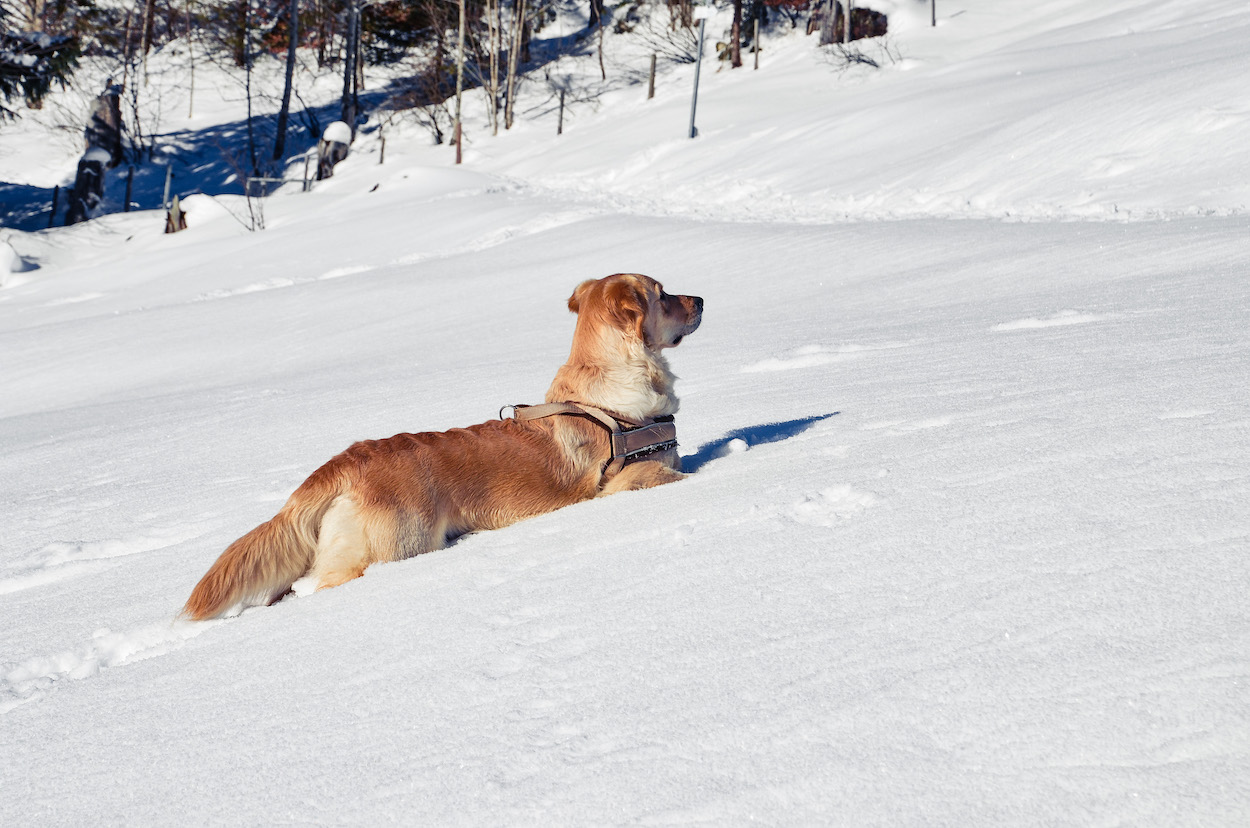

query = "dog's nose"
[[691, 296, 704, 313]]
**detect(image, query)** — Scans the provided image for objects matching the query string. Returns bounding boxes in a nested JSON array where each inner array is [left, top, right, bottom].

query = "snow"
[[322, 120, 353, 145], [81, 146, 113, 165], [2, 0, 1250, 823]]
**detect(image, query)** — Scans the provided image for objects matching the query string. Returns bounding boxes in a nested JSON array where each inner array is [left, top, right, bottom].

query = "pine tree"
[[0, 6, 80, 118]]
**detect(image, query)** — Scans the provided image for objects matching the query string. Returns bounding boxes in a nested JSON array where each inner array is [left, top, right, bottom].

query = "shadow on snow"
[[681, 414, 839, 474]]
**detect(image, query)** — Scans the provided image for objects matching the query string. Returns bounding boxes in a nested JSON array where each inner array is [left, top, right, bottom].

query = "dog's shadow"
[[681, 413, 839, 474]]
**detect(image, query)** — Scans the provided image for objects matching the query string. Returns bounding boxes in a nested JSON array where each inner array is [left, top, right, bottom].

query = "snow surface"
[[2, 0, 1249, 823]]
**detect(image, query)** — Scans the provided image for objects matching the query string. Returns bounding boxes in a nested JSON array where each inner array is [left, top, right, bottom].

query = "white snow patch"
[[993, 310, 1111, 331]]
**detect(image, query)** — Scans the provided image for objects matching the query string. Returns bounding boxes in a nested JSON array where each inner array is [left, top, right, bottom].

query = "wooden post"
[[647, 54, 656, 99], [845, 0, 853, 43], [165, 194, 187, 233], [124, 166, 134, 212], [48, 185, 59, 228], [753, 19, 759, 69], [557, 89, 564, 135]]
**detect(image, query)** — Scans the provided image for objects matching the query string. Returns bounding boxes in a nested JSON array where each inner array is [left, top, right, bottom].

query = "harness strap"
[[504, 401, 625, 433], [502, 402, 677, 477]]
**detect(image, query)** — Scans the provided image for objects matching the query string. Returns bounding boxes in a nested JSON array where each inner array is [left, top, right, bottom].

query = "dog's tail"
[[182, 473, 341, 622]]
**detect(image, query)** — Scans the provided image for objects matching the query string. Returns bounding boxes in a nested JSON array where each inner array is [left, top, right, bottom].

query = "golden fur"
[[183, 273, 703, 621]]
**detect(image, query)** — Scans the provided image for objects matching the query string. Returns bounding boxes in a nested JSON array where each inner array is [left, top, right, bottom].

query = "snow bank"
[[1, 0, 1248, 823]]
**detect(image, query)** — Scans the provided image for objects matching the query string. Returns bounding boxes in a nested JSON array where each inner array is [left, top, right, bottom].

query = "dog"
[[183, 273, 703, 620]]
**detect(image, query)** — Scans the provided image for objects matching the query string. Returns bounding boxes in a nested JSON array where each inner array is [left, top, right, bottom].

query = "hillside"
[[2, 0, 1249, 823]]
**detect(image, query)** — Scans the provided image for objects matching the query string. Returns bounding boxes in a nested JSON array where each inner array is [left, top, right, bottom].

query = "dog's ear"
[[567, 280, 596, 314], [603, 278, 649, 342]]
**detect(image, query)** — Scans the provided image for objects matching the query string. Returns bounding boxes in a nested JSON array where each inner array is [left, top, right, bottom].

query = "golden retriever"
[[183, 273, 703, 620]]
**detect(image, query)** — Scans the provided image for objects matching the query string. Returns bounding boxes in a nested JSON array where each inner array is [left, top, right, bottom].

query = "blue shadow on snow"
[[681, 414, 839, 474]]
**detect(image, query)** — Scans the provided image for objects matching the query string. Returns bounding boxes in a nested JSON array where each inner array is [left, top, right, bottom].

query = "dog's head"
[[568, 273, 703, 350]]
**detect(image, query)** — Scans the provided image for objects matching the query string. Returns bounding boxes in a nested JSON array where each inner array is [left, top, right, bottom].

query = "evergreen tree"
[[1, 4, 80, 117]]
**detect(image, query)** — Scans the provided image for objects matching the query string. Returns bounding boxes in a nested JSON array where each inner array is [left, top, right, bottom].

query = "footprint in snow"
[[787, 485, 878, 527], [0, 619, 218, 714]]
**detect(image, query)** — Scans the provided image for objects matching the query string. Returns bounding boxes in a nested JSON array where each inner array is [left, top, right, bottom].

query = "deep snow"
[[2, 0, 1249, 823]]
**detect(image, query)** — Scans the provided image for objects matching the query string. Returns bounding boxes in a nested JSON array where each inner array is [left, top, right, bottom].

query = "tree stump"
[[63, 85, 125, 226], [316, 120, 353, 181], [65, 148, 110, 225], [809, 3, 888, 44], [165, 194, 188, 234], [85, 84, 125, 169]]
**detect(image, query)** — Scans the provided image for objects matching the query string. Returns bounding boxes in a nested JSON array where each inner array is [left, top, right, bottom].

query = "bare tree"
[[637, 4, 699, 65], [341, 0, 361, 133], [454, 0, 465, 162], [503, 0, 526, 129], [273, 0, 299, 159], [485, 0, 501, 133]]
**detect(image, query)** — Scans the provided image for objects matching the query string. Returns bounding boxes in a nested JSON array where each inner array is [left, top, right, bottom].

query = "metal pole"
[[557, 89, 564, 135], [932, 0, 936, 26], [648, 53, 656, 99], [688, 18, 706, 139], [753, 19, 760, 70], [162, 164, 172, 210]]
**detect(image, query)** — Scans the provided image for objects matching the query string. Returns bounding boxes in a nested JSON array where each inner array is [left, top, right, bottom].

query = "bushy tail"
[[183, 481, 339, 621]]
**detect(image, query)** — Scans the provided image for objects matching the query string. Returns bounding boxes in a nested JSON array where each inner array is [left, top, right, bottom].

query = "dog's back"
[[183, 417, 609, 620]]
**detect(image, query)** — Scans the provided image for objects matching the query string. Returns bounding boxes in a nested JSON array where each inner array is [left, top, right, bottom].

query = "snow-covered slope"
[[2, 1, 1249, 823]]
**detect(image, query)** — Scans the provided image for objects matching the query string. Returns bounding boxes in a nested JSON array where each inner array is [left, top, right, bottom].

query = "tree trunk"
[[86, 84, 125, 167], [141, 0, 155, 84], [273, 0, 299, 160], [504, 0, 526, 130], [341, 1, 357, 131], [186, 0, 195, 118], [487, 0, 500, 135], [244, 0, 257, 174], [731, 0, 742, 67], [454, 0, 465, 163]]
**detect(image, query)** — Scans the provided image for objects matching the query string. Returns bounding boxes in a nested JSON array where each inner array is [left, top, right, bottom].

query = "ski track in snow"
[[0, 525, 209, 597], [191, 209, 599, 302]]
